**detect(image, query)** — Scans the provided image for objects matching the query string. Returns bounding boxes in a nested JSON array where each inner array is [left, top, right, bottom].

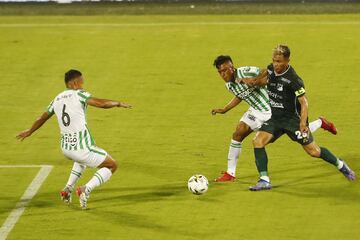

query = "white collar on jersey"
[[274, 64, 291, 77]]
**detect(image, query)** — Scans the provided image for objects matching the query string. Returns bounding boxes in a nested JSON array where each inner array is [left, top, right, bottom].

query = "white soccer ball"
[[188, 175, 209, 195]]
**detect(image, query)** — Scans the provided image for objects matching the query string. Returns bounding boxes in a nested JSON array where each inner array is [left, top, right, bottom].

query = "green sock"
[[254, 148, 268, 177], [320, 147, 338, 166]]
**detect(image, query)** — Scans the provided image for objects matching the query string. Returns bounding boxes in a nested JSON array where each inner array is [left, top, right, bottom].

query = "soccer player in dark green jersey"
[[240, 45, 355, 191]]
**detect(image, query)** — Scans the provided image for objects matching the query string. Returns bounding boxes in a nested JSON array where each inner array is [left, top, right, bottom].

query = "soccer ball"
[[188, 175, 209, 195]]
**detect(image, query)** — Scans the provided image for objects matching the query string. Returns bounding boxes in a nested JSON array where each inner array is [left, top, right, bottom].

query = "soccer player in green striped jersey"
[[212, 55, 337, 182], [16, 69, 132, 209]]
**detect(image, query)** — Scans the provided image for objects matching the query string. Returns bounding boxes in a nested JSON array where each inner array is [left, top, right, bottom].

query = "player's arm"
[[16, 112, 52, 141], [298, 95, 309, 134], [87, 97, 132, 109], [237, 69, 268, 87], [211, 96, 242, 115]]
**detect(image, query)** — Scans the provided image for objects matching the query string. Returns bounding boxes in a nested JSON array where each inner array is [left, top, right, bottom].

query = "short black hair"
[[213, 55, 233, 69], [64, 69, 82, 84]]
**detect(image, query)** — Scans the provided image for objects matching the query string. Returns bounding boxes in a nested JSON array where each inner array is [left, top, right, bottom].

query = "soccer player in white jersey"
[[16, 69, 132, 209], [211, 55, 337, 182]]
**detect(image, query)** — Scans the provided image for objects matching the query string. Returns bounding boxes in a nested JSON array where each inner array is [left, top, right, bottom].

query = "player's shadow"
[[0, 198, 54, 216], [86, 209, 166, 230], [270, 168, 360, 201], [84, 208, 213, 238], [273, 183, 360, 202], [90, 183, 187, 206]]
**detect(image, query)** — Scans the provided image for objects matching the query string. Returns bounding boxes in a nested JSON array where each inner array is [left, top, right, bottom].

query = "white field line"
[[0, 165, 53, 240], [0, 21, 359, 28]]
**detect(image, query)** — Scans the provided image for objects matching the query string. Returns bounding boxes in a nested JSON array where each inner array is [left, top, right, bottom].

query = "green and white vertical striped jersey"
[[47, 89, 96, 151], [225, 66, 270, 112]]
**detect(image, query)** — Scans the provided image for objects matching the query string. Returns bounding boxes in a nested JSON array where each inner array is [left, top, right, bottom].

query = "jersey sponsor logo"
[[269, 99, 284, 108], [268, 91, 283, 99], [228, 85, 255, 100], [276, 83, 283, 91], [236, 88, 255, 99], [269, 82, 276, 87], [62, 133, 78, 147], [295, 87, 306, 96], [280, 77, 291, 83]]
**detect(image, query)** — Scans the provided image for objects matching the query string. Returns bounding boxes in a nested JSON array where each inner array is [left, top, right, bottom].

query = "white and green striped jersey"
[[225, 66, 270, 112], [47, 89, 96, 151]]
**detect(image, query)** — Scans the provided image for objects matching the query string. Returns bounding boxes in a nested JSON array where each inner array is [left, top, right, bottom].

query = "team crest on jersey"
[[277, 83, 283, 91], [243, 67, 251, 72]]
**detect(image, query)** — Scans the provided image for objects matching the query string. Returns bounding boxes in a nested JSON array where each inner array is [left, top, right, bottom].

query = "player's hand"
[[119, 102, 132, 109], [16, 129, 32, 141], [235, 78, 243, 84], [300, 122, 309, 136], [211, 108, 226, 115]]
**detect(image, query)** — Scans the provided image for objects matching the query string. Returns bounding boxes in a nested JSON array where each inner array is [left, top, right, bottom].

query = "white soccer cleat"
[[76, 186, 89, 210]]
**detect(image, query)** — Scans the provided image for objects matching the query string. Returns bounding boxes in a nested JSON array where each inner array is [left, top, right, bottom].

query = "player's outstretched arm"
[[87, 97, 132, 109], [237, 69, 268, 87], [16, 112, 52, 141], [298, 95, 309, 134], [211, 96, 242, 115]]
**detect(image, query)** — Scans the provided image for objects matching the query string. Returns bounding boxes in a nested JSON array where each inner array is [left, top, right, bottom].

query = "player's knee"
[[252, 137, 264, 148], [110, 160, 118, 173], [306, 148, 320, 158]]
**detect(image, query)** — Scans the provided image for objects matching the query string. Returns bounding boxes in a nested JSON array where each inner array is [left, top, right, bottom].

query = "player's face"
[[272, 54, 289, 74], [217, 61, 235, 82]]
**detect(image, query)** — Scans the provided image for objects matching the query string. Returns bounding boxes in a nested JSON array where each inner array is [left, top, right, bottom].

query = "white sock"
[[85, 167, 112, 194], [260, 176, 270, 183], [227, 139, 242, 177], [336, 159, 344, 170], [65, 162, 86, 191], [309, 119, 322, 133]]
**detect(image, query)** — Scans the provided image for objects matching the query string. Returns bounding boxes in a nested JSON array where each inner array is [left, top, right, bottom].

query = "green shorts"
[[260, 115, 314, 145]]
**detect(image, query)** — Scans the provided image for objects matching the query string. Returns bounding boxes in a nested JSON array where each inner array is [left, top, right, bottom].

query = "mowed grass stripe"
[[0, 21, 359, 28]]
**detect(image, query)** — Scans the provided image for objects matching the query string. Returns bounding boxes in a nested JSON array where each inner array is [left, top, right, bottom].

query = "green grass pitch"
[[0, 14, 359, 240]]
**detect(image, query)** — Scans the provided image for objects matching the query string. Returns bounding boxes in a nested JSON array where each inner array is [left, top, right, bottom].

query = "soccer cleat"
[[76, 186, 90, 210], [214, 171, 236, 182], [60, 187, 72, 204], [319, 117, 337, 135], [339, 160, 356, 181], [249, 179, 272, 191]]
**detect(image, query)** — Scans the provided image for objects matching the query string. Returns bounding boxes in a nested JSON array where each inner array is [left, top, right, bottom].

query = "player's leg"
[[60, 162, 86, 204], [215, 121, 252, 182], [308, 117, 337, 135], [76, 147, 118, 209], [302, 142, 355, 181], [249, 130, 274, 191], [83, 154, 118, 194]]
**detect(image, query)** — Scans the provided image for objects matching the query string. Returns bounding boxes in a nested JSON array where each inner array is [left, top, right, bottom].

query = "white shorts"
[[240, 107, 272, 131], [62, 146, 108, 168]]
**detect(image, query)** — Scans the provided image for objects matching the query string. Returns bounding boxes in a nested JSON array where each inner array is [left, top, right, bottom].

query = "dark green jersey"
[[266, 64, 306, 118]]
